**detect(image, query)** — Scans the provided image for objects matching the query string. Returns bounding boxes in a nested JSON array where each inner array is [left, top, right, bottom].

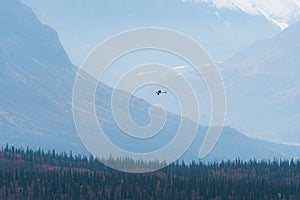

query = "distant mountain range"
[[22, 0, 280, 65], [1, 0, 300, 162], [191, 0, 300, 29]]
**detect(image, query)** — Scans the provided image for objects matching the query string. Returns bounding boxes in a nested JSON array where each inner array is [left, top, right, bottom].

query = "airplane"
[[156, 90, 167, 95]]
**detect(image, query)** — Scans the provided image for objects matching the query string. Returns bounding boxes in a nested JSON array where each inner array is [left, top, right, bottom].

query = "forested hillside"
[[1, 145, 300, 199]]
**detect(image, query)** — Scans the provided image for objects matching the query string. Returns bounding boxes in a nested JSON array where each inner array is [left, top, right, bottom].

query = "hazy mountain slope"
[[0, 0, 80, 152], [1, 0, 300, 161], [221, 20, 300, 144], [22, 0, 279, 65]]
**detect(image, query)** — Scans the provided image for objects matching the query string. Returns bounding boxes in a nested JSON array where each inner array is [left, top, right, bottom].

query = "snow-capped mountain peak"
[[186, 0, 300, 29]]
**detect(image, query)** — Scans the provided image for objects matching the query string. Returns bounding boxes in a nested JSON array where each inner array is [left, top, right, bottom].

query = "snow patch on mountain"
[[185, 0, 300, 29]]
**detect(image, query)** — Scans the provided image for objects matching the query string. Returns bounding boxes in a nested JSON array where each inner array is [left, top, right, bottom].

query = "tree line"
[[1, 144, 300, 199]]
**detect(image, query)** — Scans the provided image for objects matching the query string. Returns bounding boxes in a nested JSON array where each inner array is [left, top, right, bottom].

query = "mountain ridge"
[[221, 20, 300, 144]]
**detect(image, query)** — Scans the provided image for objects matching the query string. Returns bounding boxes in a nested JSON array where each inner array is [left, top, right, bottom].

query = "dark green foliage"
[[1, 145, 300, 199]]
